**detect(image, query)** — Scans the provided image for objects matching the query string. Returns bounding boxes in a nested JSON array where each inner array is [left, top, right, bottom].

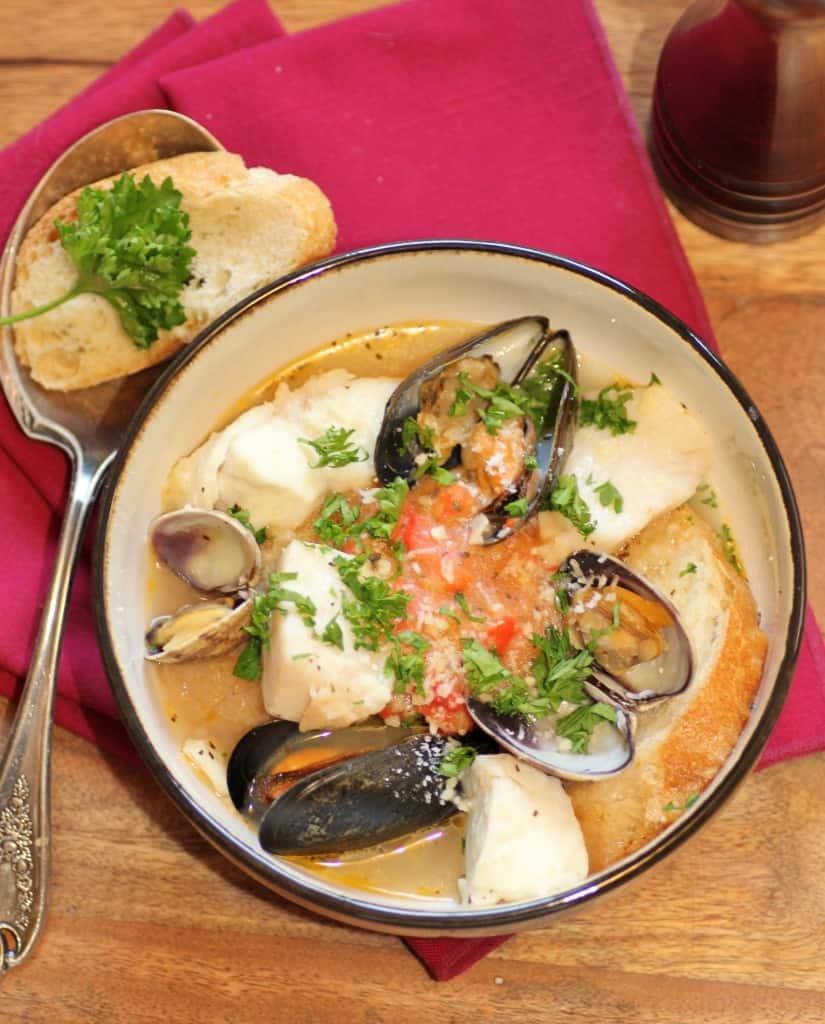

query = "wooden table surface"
[[1, 1, 823, 1020]]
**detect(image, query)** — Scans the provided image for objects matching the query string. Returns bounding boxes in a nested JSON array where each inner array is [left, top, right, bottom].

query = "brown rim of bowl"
[[93, 239, 806, 935]]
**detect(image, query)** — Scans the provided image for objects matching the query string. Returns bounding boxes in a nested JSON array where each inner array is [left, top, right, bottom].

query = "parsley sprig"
[[594, 480, 623, 514], [313, 478, 409, 550], [549, 474, 595, 536], [1, 173, 195, 349], [579, 384, 637, 436], [227, 504, 267, 545], [555, 703, 617, 753], [385, 630, 430, 694], [233, 572, 317, 681], [448, 353, 573, 436], [334, 555, 411, 651], [463, 622, 620, 753], [438, 745, 478, 777], [300, 426, 369, 469]]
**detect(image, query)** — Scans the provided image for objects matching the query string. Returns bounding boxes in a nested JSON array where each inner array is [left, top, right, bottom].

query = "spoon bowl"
[[0, 109, 222, 974]]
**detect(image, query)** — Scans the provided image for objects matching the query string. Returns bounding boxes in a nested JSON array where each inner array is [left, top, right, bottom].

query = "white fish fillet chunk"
[[462, 755, 588, 906], [165, 369, 399, 543], [261, 540, 391, 731], [563, 385, 711, 551]]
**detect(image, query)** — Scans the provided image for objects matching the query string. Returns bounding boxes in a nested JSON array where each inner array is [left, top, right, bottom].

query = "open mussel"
[[228, 720, 494, 856], [467, 551, 693, 780], [557, 550, 693, 710], [374, 316, 577, 544], [150, 507, 261, 593]]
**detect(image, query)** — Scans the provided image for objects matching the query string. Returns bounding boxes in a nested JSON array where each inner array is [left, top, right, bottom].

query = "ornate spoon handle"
[[0, 457, 100, 974]]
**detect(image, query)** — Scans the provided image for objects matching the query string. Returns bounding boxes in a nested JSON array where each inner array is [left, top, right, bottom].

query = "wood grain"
[[1, 0, 823, 1019]]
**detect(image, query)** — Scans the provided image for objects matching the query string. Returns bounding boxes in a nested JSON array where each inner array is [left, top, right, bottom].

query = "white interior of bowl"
[[101, 246, 795, 921]]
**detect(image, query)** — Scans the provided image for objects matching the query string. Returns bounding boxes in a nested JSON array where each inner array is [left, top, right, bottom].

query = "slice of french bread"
[[567, 505, 767, 872], [11, 151, 337, 391]]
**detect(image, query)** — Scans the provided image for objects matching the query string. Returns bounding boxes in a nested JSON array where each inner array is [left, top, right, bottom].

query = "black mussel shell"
[[557, 550, 694, 709], [374, 316, 550, 485], [482, 328, 577, 544], [466, 698, 635, 781], [259, 733, 498, 856], [227, 720, 300, 815], [227, 720, 414, 819]]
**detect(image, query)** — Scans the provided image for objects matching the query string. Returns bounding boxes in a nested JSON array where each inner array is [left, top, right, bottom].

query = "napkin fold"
[[1, 0, 823, 983]]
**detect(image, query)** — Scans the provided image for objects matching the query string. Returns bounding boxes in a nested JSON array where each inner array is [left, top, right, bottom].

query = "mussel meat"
[[374, 316, 577, 544], [558, 550, 693, 710]]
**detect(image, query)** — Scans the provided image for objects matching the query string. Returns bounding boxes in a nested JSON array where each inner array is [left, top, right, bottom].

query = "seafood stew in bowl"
[[96, 242, 804, 933]]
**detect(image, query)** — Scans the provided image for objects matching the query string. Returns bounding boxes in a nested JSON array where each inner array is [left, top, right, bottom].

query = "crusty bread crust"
[[11, 151, 336, 391], [567, 506, 767, 872]]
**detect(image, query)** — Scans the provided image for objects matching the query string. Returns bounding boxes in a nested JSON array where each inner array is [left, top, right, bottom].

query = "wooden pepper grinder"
[[651, 0, 825, 242]]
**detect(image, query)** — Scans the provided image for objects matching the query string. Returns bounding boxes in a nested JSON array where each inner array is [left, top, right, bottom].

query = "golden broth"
[[150, 320, 484, 902]]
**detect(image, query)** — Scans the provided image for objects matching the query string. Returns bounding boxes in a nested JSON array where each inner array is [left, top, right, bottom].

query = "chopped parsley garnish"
[[462, 624, 621, 751], [320, 617, 344, 650], [462, 638, 521, 697], [579, 384, 637, 436], [233, 572, 317, 681], [314, 493, 361, 547], [227, 504, 267, 545], [679, 562, 698, 577], [549, 474, 595, 536], [524, 454, 538, 471], [504, 497, 529, 518], [385, 630, 430, 694], [430, 466, 457, 486], [360, 478, 409, 539], [530, 627, 595, 709], [593, 479, 623, 514], [447, 353, 573, 437], [555, 702, 617, 753], [448, 373, 475, 417], [648, 372, 662, 386], [698, 482, 719, 508], [664, 793, 699, 813], [313, 478, 408, 552], [335, 555, 411, 650], [438, 605, 461, 623], [719, 523, 744, 576], [400, 416, 436, 455], [399, 417, 455, 482], [438, 745, 478, 778], [300, 426, 368, 469], [0, 172, 195, 349], [455, 592, 486, 623]]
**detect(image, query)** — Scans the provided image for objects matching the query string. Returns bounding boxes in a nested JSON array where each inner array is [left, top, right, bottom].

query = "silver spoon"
[[0, 109, 222, 974]]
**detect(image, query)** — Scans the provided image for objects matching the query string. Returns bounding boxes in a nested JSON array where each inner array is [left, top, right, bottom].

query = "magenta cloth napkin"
[[1, 0, 824, 982]]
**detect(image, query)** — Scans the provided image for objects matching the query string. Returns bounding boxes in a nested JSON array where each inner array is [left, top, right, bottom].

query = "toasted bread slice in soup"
[[11, 151, 337, 391], [567, 505, 767, 872]]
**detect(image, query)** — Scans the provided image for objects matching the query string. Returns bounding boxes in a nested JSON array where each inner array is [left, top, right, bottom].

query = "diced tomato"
[[486, 615, 518, 654], [431, 483, 475, 523], [418, 686, 474, 736], [394, 504, 433, 552]]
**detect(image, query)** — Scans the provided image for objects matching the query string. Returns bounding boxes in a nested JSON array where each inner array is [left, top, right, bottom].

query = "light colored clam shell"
[[145, 598, 252, 663], [150, 507, 262, 593]]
